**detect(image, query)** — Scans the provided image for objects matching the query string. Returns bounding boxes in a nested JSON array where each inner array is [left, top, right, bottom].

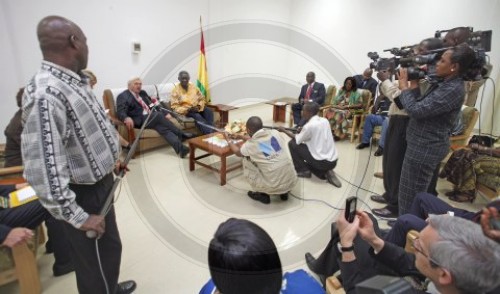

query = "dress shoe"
[[179, 146, 190, 158], [356, 142, 370, 150], [182, 132, 195, 140], [247, 191, 271, 204], [305, 252, 321, 274], [53, 263, 75, 277], [280, 193, 289, 201], [370, 195, 387, 204], [326, 170, 342, 188], [373, 171, 383, 179], [296, 170, 312, 178], [45, 240, 53, 254], [372, 207, 398, 219], [116, 280, 137, 294], [374, 146, 383, 157]]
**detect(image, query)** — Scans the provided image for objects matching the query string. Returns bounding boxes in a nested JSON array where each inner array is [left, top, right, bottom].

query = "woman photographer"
[[396, 43, 476, 215]]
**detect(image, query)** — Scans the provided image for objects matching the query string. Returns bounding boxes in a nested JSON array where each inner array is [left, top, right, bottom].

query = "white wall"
[[1, 0, 499, 143]]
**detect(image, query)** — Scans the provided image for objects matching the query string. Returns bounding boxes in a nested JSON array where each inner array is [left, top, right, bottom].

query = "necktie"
[[135, 94, 150, 113], [305, 85, 312, 99]]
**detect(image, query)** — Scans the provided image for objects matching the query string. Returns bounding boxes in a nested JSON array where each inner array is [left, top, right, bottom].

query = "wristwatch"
[[337, 243, 354, 252]]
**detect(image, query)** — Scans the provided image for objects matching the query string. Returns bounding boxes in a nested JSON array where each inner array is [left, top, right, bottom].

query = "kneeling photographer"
[[395, 43, 476, 215]]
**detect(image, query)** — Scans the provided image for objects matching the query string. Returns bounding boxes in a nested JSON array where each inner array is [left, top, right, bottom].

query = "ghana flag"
[[196, 17, 210, 102]]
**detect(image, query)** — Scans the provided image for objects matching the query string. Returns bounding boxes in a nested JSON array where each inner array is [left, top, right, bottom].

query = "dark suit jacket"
[[354, 75, 378, 99], [116, 90, 154, 127], [298, 82, 326, 106]]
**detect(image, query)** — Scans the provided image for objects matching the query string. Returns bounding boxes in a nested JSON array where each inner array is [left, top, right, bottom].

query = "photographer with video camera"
[[395, 43, 476, 215], [371, 38, 444, 219]]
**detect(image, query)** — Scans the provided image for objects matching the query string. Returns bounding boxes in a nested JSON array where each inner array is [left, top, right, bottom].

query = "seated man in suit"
[[308, 212, 500, 294], [171, 71, 214, 135], [116, 77, 191, 158], [354, 68, 377, 99], [291, 72, 326, 127], [223, 116, 297, 204], [0, 184, 73, 276], [279, 102, 341, 187], [4, 88, 24, 167]]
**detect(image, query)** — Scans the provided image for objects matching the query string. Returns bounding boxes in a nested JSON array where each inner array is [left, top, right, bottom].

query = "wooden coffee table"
[[187, 133, 243, 186]]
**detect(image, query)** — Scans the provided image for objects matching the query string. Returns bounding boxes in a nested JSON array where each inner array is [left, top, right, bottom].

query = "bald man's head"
[[246, 116, 263, 136], [37, 16, 88, 72]]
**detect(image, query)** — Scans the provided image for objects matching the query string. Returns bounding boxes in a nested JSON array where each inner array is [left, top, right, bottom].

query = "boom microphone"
[[262, 125, 299, 133]]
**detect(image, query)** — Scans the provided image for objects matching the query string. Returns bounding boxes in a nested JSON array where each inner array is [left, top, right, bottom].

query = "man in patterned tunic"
[[21, 16, 135, 294]]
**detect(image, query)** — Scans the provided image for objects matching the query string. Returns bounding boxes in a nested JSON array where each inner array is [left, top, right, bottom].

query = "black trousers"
[[382, 115, 409, 213], [138, 111, 184, 154], [0, 198, 71, 269], [66, 174, 122, 294], [288, 140, 337, 178]]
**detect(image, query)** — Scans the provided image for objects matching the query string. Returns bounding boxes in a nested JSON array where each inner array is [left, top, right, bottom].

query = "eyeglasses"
[[412, 237, 441, 268]]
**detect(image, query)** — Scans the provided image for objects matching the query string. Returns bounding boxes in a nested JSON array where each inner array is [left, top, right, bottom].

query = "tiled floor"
[[0, 102, 486, 293]]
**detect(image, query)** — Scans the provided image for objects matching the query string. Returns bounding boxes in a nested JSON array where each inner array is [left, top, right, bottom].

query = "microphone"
[[262, 125, 299, 133], [148, 99, 161, 110]]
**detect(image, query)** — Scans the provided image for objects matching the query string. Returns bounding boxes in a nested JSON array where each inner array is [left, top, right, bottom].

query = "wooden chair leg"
[[350, 117, 359, 143], [12, 244, 41, 294]]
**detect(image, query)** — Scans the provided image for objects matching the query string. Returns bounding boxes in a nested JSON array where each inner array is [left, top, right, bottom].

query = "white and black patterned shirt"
[[21, 61, 119, 228]]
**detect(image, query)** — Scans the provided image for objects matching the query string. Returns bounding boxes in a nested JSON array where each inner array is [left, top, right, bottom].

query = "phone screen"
[[345, 197, 357, 223]]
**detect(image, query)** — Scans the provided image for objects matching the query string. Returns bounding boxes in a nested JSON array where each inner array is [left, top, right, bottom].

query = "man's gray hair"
[[428, 215, 500, 293], [127, 77, 141, 87]]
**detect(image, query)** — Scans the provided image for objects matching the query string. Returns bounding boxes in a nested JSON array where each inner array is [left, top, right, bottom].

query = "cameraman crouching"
[[396, 43, 476, 215]]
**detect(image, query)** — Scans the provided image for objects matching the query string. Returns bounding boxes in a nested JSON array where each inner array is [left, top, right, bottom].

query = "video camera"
[[367, 27, 492, 81]]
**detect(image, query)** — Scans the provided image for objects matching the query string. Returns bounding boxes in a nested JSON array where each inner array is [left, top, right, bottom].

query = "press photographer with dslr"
[[396, 43, 476, 215]]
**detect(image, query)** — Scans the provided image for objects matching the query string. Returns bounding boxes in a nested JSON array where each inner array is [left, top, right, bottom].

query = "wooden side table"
[[272, 103, 287, 123], [207, 104, 238, 128]]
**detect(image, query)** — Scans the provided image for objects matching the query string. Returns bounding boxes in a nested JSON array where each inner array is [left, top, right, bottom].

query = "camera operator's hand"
[[397, 68, 409, 90]]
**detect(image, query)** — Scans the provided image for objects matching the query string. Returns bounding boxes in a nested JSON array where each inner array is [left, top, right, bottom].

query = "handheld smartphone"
[[345, 196, 357, 223]]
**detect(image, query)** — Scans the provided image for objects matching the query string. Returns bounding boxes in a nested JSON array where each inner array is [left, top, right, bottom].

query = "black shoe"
[[374, 146, 383, 157], [182, 132, 195, 140], [326, 170, 342, 187], [247, 191, 271, 204], [372, 207, 398, 219], [280, 193, 289, 201], [387, 220, 396, 227], [180, 146, 190, 158], [356, 142, 370, 150], [297, 170, 312, 178], [45, 240, 53, 254], [370, 195, 387, 204], [305, 252, 320, 274], [116, 280, 137, 294], [53, 263, 75, 277]]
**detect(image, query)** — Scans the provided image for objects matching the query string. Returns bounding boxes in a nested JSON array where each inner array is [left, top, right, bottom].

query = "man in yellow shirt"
[[171, 71, 214, 134]]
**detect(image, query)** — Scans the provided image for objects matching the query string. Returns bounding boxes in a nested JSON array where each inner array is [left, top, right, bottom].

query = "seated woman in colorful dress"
[[325, 77, 363, 140]]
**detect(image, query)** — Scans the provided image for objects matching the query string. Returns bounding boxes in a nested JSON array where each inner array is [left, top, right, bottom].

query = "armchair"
[[0, 166, 43, 294], [348, 90, 372, 143]]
